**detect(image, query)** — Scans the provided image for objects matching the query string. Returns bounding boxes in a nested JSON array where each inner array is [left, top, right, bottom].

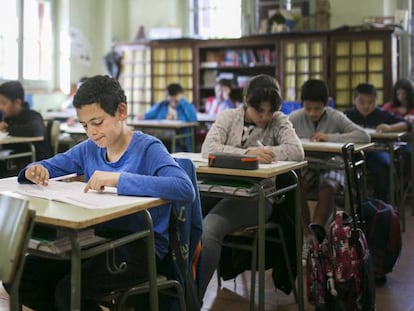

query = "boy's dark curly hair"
[[301, 79, 329, 104], [243, 74, 282, 112], [73, 75, 127, 116], [0, 81, 25, 102]]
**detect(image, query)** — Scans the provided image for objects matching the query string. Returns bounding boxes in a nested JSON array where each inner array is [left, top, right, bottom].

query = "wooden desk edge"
[[196, 161, 308, 178]]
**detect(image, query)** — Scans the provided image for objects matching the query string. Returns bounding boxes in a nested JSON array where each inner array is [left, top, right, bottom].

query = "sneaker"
[[302, 237, 311, 267]]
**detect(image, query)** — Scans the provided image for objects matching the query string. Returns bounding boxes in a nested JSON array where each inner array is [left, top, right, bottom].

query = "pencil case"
[[208, 152, 259, 170]]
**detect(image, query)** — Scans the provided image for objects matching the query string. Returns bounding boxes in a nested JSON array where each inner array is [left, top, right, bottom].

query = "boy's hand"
[[84, 171, 120, 193], [246, 148, 276, 164], [376, 123, 391, 133], [0, 121, 8, 132], [310, 132, 329, 142], [25, 165, 49, 185]]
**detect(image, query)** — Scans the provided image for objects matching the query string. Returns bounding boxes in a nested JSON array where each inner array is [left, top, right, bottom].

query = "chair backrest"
[[0, 194, 35, 284], [44, 120, 61, 155], [171, 158, 203, 309]]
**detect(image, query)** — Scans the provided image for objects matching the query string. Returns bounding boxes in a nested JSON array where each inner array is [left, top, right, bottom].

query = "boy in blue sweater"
[[9, 75, 196, 311], [139, 83, 197, 152]]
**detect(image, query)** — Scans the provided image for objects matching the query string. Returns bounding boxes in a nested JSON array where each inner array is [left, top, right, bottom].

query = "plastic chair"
[[0, 193, 36, 311], [44, 120, 61, 155], [216, 174, 299, 311]]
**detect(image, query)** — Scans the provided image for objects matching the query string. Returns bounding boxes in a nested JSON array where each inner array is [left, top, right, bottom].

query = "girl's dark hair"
[[300, 79, 329, 104], [243, 74, 282, 112], [391, 78, 414, 109], [0, 81, 25, 102], [73, 75, 127, 116]]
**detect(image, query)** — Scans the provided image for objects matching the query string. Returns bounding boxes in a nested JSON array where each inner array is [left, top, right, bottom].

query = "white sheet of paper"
[[13, 181, 159, 209], [171, 152, 208, 163]]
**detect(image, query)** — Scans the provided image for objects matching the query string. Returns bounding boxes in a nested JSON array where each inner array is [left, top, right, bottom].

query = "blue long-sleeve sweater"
[[18, 131, 196, 258]]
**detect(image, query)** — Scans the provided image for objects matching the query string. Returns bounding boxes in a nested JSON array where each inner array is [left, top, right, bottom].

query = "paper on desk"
[[259, 161, 298, 169], [13, 181, 159, 209], [0, 132, 8, 140], [171, 152, 208, 163]]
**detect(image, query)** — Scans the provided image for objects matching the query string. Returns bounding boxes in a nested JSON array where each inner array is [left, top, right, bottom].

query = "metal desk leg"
[[69, 230, 82, 311], [257, 184, 266, 311], [143, 210, 159, 311], [411, 134, 414, 215], [171, 131, 176, 153], [289, 170, 304, 311]]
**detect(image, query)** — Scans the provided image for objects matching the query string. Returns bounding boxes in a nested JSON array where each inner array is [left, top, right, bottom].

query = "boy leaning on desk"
[[3, 75, 196, 311], [198, 74, 304, 298], [344, 82, 412, 204], [288, 79, 370, 264]]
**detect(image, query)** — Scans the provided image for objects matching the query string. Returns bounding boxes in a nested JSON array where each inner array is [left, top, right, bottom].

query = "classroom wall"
[[68, 0, 129, 84], [127, 0, 188, 40], [331, 0, 397, 28]]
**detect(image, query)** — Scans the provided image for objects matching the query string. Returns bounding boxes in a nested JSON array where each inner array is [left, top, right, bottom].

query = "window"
[[0, 0, 54, 88], [190, 0, 242, 39]]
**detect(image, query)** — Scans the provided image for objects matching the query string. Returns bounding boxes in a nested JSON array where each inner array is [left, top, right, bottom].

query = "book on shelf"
[[29, 228, 108, 255]]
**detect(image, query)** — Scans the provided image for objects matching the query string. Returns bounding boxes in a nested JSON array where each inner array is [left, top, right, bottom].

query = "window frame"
[[0, 0, 55, 91]]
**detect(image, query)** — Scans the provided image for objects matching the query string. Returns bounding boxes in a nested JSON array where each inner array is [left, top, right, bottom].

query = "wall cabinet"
[[330, 28, 398, 110], [117, 28, 399, 114]]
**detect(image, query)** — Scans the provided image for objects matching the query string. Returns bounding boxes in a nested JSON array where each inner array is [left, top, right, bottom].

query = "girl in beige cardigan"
[[199, 74, 304, 296]]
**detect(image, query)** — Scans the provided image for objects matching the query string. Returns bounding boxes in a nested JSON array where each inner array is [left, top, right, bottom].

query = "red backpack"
[[306, 143, 376, 311]]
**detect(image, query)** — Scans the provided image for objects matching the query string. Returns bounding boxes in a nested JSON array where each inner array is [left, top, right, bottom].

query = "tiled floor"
[[1, 203, 414, 311]]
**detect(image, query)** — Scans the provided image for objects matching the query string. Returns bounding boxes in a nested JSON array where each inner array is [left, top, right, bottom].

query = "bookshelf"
[[195, 37, 277, 109], [116, 28, 400, 115], [330, 28, 399, 110]]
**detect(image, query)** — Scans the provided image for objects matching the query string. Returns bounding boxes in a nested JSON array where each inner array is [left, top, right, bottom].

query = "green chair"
[[0, 194, 36, 311]]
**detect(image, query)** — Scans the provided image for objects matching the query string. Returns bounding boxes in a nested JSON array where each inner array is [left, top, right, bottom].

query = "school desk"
[[127, 119, 199, 152], [172, 153, 307, 311], [367, 130, 411, 231], [0, 177, 168, 311], [0, 135, 43, 162]]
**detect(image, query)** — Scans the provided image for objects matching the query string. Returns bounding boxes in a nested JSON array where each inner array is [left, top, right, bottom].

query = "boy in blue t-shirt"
[[6, 75, 196, 311], [345, 83, 412, 203]]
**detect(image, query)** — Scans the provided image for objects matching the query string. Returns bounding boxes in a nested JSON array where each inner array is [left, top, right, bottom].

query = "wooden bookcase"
[[195, 37, 277, 109], [150, 39, 196, 103], [330, 28, 399, 110], [279, 34, 328, 101], [117, 41, 151, 116], [117, 28, 399, 115]]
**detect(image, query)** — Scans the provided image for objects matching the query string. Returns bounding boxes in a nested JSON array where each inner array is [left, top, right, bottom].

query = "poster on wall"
[[70, 27, 92, 67]]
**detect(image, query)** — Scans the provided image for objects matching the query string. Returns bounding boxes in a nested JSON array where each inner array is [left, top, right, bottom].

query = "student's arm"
[[178, 99, 197, 121], [260, 114, 304, 161], [201, 109, 249, 157], [376, 121, 409, 133], [117, 143, 195, 203], [327, 111, 370, 143], [8, 112, 45, 137], [144, 102, 164, 120]]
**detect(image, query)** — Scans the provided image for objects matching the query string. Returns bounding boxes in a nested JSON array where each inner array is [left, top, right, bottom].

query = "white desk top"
[[60, 122, 85, 135], [300, 139, 374, 153], [0, 177, 167, 229], [0, 135, 44, 145], [128, 119, 199, 129]]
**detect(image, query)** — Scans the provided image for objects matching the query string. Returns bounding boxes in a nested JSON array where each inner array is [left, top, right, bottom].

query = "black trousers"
[[4, 239, 151, 311]]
